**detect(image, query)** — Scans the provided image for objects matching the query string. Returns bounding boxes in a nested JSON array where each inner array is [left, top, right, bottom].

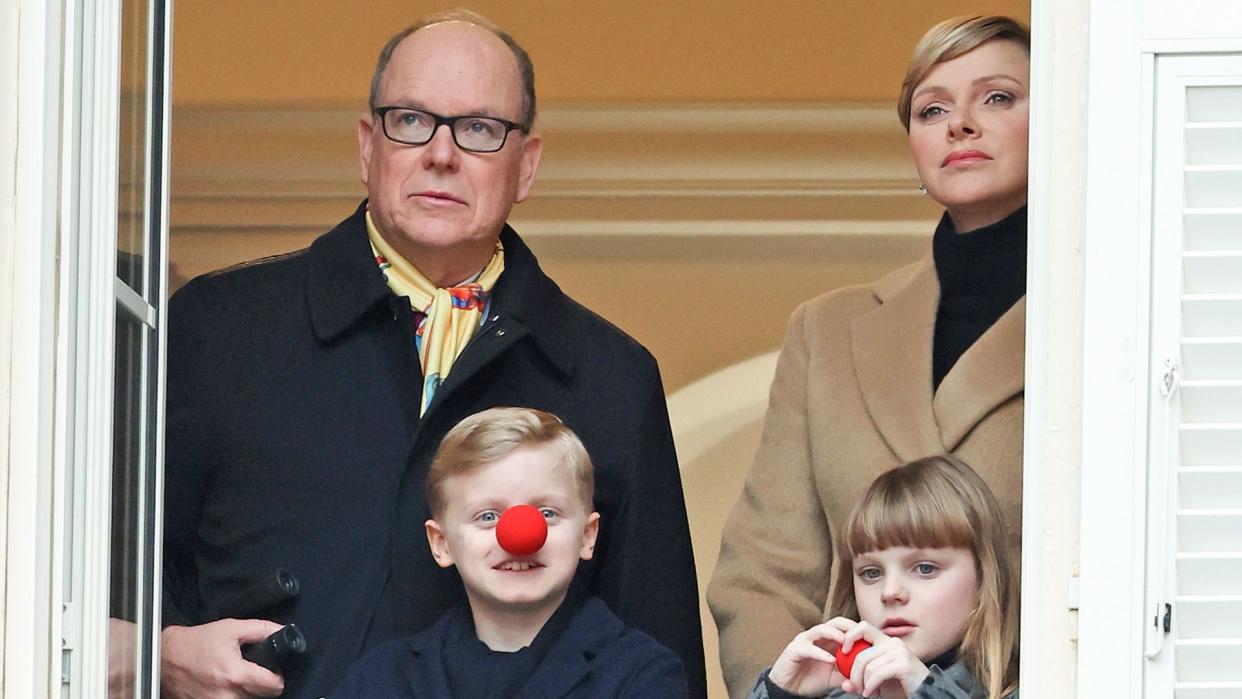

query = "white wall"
[[1021, 0, 1090, 694]]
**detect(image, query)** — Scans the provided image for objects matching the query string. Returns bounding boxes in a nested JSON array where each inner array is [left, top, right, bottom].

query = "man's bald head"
[[368, 9, 537, 130]]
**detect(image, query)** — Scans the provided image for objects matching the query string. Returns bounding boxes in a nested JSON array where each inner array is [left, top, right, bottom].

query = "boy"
[[332, 407, 689, 698]]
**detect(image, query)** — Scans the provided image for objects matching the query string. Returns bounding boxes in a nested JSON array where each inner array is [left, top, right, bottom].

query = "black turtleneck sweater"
[[932, 206, 1027, 391]]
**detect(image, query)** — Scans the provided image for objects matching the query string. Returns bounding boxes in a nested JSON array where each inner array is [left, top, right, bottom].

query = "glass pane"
[[110, 307, 147, 696], [117, 0, 150, 295]]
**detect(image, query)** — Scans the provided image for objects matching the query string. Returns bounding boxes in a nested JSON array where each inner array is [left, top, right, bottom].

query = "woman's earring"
[[917, 183, 928, 195]]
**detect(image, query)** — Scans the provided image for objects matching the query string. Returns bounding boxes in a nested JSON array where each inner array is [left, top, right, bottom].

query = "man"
[[160, 11, 705, 698]]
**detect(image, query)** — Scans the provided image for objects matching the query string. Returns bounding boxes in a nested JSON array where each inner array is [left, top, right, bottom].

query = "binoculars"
[[242, 623, 307, 673], [217, 568, 308, 672]]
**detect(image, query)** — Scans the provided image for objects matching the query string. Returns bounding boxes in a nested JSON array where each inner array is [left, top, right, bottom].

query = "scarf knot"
[[366, 211, 504, 415]]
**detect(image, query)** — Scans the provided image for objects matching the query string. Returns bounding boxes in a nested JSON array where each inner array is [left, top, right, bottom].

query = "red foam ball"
[[834, 640, 872, 678], [496, 504, 548, 555]]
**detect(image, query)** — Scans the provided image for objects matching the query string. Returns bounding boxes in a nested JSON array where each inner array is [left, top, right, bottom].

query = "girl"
[[748, 455, 1018, 699]]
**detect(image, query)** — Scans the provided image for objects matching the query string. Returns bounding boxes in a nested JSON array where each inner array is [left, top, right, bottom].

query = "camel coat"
[[707, 256, 1024, 698]]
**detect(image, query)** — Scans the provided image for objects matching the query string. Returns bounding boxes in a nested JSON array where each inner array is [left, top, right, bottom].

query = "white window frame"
[[5, 0, 170, 695], [6, 0, 66, 693]]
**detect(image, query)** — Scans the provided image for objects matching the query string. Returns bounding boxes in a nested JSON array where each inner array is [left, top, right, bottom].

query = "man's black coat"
[[162, 204, 706, 698]]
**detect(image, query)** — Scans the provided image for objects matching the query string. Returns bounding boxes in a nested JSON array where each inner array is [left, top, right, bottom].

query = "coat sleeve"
[[707, 303, 835, 698], [161, 278, 220, 627], [620, 646, 691, 698], [592, 358, 708, 699]]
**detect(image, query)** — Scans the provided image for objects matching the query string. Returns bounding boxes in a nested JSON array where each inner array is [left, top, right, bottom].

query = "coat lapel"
[[851, 258, 946, 461], [514, 598, 616, 699], [401, 639, 451, 698], [932, 296, 1025, 451], [515, 649, 591, 699], [401, 611, 459, 698]]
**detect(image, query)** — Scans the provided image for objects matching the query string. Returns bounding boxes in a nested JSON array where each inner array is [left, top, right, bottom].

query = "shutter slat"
[[1187, 85, 1242, 122], [1181, 425, 1242, 466], [1181, 383, 1242, 421], [1183, 253, 1242, 293], [1184, 211, 1242, 251], [1180, 467, 1242, 508], [1177, 511, 1242, 551], [1175, 640, 1242, 682], [1184, 171, 1242, 208], [1183, 298, 1242, 336], [1175, 683, 1242, 699], [1176, 597, 1242, 638], [1177, 555, 1242, 595], [1186, 126, 1242, 166], [1181, 339, 1242, 379]]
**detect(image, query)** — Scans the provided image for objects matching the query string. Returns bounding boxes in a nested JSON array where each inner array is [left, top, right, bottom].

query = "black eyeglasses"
[[373, 106, 526, 153]]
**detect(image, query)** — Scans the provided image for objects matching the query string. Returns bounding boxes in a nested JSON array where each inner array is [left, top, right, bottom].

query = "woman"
[[707, 16, 1030, 698]]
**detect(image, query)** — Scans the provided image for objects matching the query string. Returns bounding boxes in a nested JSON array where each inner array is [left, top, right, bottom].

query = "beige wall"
[[171, 1, 1030, 106]]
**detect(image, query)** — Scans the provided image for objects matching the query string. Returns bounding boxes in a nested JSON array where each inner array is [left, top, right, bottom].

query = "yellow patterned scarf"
[[366, 212, 504, 416]]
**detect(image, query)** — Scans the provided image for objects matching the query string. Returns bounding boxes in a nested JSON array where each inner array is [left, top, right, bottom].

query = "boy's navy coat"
[[332, 597, 689, 698], [161, 203, 704, 698]]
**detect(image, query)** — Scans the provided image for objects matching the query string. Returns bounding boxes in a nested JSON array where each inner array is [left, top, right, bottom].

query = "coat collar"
[[401, 597, 621, 699], [306, 201, 393, 342], [513, 598, 622, 699], [401, 604, 461, 696], [851, 256, 1025, 460], [305, 201, 575, 379]]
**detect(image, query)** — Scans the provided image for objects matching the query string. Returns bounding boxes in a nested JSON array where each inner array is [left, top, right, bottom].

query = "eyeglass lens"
[[383, 109, 510, 152]]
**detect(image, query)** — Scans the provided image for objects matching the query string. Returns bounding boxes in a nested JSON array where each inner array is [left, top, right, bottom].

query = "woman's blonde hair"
[[828, 455, 1018, 698], [897, 15, 1031, 132]]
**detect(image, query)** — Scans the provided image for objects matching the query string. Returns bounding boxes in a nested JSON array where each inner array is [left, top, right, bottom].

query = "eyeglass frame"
[[372, 106, 528, 153]]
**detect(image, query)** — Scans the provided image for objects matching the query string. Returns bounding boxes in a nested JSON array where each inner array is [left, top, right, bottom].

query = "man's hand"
[[160, 619, 287, 699]]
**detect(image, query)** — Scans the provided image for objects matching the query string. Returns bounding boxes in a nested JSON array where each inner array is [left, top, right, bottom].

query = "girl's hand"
[[838, 622, 930, 699], [767, 617, 857, 696]]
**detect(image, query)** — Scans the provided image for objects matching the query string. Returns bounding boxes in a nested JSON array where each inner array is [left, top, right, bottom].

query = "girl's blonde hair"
[[828, 455, 1018, 698], [897, 15, 1031, 132]]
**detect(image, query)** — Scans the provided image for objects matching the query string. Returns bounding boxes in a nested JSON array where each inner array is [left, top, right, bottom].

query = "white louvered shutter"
[[1145, 55, 1242, 699]]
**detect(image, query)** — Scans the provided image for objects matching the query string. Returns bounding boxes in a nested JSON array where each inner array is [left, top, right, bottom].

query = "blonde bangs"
[[843, 470, 977, 557]]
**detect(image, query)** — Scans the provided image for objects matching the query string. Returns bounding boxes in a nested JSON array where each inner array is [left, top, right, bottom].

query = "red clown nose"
[[496, 504, 548, 555]]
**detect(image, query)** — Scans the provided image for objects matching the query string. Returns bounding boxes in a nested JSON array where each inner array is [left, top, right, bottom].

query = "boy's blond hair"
[[828, 454, 1019, 699], [427, 407, 594, 518]]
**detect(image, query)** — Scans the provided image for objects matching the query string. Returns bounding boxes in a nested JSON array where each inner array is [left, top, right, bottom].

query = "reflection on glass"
[[116, 0, 149, 294], [110, 306, 145, 697]]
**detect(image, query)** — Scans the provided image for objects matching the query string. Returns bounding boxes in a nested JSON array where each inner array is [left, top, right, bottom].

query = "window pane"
[[117, 0, 149, 295], [110, 308, 146, 696]]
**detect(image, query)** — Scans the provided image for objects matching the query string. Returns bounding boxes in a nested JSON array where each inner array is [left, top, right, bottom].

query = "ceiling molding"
[[170, 102, 939, 236]]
